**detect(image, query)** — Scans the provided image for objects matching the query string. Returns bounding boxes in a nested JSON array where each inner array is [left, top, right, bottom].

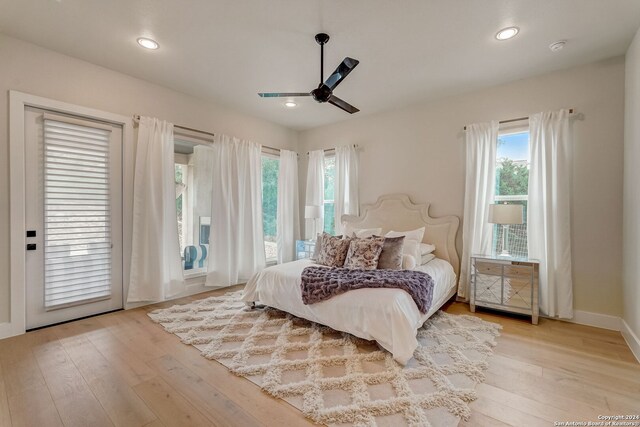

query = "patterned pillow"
[[312, 232, 342, 261], [316, 234, 351, 267], [344, 236, 385, 270], [376, 235, 405, 270]]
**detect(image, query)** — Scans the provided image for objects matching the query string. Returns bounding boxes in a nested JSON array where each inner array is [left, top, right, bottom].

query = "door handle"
[[26, 243, 36, 251]]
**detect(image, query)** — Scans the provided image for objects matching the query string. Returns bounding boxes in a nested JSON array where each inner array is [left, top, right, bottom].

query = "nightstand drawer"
[[475, 261, 503, 276], [503, 265, 532, 279]]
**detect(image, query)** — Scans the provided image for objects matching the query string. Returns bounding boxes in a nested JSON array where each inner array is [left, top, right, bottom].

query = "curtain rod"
[[463, 109, 574, 131], [132, 114, 285, 152], [306, 144, 358, 156], [133, 114, 215, 138]]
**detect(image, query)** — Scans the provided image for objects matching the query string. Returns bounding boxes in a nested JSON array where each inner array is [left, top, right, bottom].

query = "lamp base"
[[499, 224, 511, 258]]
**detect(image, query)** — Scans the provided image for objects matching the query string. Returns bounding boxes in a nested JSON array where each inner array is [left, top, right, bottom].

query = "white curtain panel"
[[128, 117, 184, 303], [459, 121, 499, 299], [193, 145, 215, 235], [276, 149, 300, 263], [206, 135, 266, 287], [334, 145, 360, 235], [305, 149, 325, 238], [528, 109, 573, 319]]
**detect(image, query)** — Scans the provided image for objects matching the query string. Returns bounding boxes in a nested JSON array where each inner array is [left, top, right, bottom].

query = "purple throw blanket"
[[300, 267, 435, 314]]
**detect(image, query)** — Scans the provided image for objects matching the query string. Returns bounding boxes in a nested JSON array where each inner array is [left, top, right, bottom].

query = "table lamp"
[[488, 203, 524, 257]]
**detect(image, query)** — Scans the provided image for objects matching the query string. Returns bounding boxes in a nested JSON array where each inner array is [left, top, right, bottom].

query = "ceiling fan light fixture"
[[137, 37, 159, 50], [495, 27, 519, 41], [284, 101, 297, 108]]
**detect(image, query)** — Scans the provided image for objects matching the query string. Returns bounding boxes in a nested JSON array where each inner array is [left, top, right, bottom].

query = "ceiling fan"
[[258, 33, 360, 114]]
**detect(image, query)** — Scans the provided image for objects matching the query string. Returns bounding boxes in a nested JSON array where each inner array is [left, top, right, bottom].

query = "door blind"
[[44, 118, 113, 309]]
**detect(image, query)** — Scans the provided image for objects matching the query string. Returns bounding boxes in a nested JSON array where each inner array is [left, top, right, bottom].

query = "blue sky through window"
[[497, 132, 529, 161]]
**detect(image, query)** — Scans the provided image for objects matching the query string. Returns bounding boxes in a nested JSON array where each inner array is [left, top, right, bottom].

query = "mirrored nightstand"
[[470, 255, 539, 325], [296, 240, 316, 260]]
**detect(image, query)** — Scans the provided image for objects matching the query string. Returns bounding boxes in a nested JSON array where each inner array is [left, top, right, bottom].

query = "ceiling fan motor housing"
[[311, 84, 332, 103]]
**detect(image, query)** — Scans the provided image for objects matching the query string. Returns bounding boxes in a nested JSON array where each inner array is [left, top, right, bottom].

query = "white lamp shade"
[[488, 203, 523, 225], [305, 205, 322, 219]]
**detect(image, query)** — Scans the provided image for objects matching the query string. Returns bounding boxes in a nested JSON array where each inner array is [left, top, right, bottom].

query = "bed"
[[241, 194, 460, 364]]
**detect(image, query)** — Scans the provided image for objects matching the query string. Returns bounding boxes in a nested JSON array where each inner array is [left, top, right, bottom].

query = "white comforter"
[[241, 259, 457, 364]]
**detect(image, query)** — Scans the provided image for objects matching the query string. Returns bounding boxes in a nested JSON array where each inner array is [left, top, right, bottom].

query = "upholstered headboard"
[[341, 194, 460, 276]]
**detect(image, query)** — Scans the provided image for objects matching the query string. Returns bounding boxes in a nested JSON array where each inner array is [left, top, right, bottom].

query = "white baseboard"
[[564, 310, 622, 331], [621, 320, 640, 364]]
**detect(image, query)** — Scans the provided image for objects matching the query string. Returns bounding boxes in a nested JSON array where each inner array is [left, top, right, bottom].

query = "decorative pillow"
[[344, 236, 385, 270], [420, 243, 436, 255], [316, 234, 351, 267], [386, 227, 425, 265], [386, 227, 425, 242], [343, 224, 382, 239], [376, 235, 405, 270], [402, 239, 420, 267], [311, 232, 342, 261], [402, 254, 417, 270], [421, 253, 436, 265]]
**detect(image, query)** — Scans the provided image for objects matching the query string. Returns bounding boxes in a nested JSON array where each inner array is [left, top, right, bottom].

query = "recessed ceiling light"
[[137, 37, 159, 50], [284, 101, 297, 108], [495, 27, 519, 41], [549, 40, 567, 52]]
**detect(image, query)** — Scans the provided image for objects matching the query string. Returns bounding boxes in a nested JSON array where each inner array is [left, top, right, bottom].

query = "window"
[[494, 130, 530, 258], [261, 154, 279, 263], [323, 155, 336, 234], [175, 140, 212, 275]]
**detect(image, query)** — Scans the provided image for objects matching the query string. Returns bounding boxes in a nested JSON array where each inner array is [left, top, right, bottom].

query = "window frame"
[[261, 149, 280, 265], [173, 139, 208, 280], [322, 153, 336, 235], [174, 153, 191, 258], [493, 126, 530, 258]]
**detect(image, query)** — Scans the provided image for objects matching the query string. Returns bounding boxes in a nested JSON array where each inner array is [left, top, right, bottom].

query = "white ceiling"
[[1, 0, 639, 130]]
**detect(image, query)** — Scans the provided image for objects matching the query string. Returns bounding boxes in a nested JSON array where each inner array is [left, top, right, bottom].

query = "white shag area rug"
[[148, 291, 501, 427]]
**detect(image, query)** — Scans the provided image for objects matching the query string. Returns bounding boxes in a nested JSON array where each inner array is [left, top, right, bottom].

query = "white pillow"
[[386, 227, 425, 265], [343, 224, 382, 239], [421, 253, 436, 265], [420, 243, 436, 255], [386, 227, 425, 242], [402, 254, 417, 270]]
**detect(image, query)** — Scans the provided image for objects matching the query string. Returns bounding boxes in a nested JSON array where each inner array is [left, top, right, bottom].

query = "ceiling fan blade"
[[324, 57, 359, 90], [328, 95, 359, 114], [258, 92, 311, 98]]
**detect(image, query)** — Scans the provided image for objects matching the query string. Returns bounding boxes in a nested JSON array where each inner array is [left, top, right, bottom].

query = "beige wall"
[[0, 34, 298, 324], [299, 57, 625, 317], [623, 28, 640, 339]]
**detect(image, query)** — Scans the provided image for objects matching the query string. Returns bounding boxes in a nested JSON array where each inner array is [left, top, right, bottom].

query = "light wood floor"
[[0, 286, 638, 427]]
